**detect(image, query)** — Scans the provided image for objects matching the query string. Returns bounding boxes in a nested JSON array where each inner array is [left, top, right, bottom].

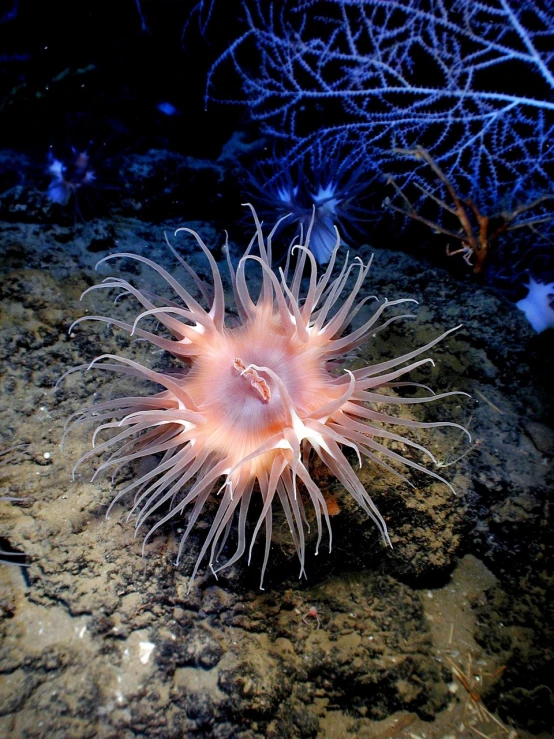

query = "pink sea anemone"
[[64, 206, 468, 587]]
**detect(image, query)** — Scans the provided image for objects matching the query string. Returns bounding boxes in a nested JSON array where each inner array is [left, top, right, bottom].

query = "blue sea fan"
[[208, 0, 554, 275]]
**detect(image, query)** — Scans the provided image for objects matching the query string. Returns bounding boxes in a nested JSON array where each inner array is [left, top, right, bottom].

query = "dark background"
[[1, 0, 552, 286], [0, 0, 246, 156]]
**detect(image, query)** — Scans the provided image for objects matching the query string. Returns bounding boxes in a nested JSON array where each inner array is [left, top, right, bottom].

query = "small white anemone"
[[516, 277, 554, 333]]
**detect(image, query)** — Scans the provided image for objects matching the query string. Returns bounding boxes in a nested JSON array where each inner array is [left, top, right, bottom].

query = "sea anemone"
[[244, 146, 372, 264], [44, 117, 123, 219], [47, 146, 96, 207], [64, 207, 467, 587], [516, 276, 554, 333]]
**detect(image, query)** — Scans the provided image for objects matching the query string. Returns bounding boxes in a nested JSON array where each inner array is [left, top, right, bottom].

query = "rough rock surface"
[[0, 171, 552, 737]]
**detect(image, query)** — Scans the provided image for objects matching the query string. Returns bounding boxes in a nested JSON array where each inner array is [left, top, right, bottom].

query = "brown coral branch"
[[388, 146, 553, 275]]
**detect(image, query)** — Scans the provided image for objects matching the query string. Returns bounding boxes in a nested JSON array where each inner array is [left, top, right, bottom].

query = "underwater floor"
[[0, 210, 553, 738]]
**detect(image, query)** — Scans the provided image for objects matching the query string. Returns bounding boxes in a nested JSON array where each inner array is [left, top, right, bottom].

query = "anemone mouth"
[[63, 205, 469, 588]]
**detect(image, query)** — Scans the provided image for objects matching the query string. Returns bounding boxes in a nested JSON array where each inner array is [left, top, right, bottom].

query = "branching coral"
[[386, 147, 554, 275], [206, 0, 554, 276]]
